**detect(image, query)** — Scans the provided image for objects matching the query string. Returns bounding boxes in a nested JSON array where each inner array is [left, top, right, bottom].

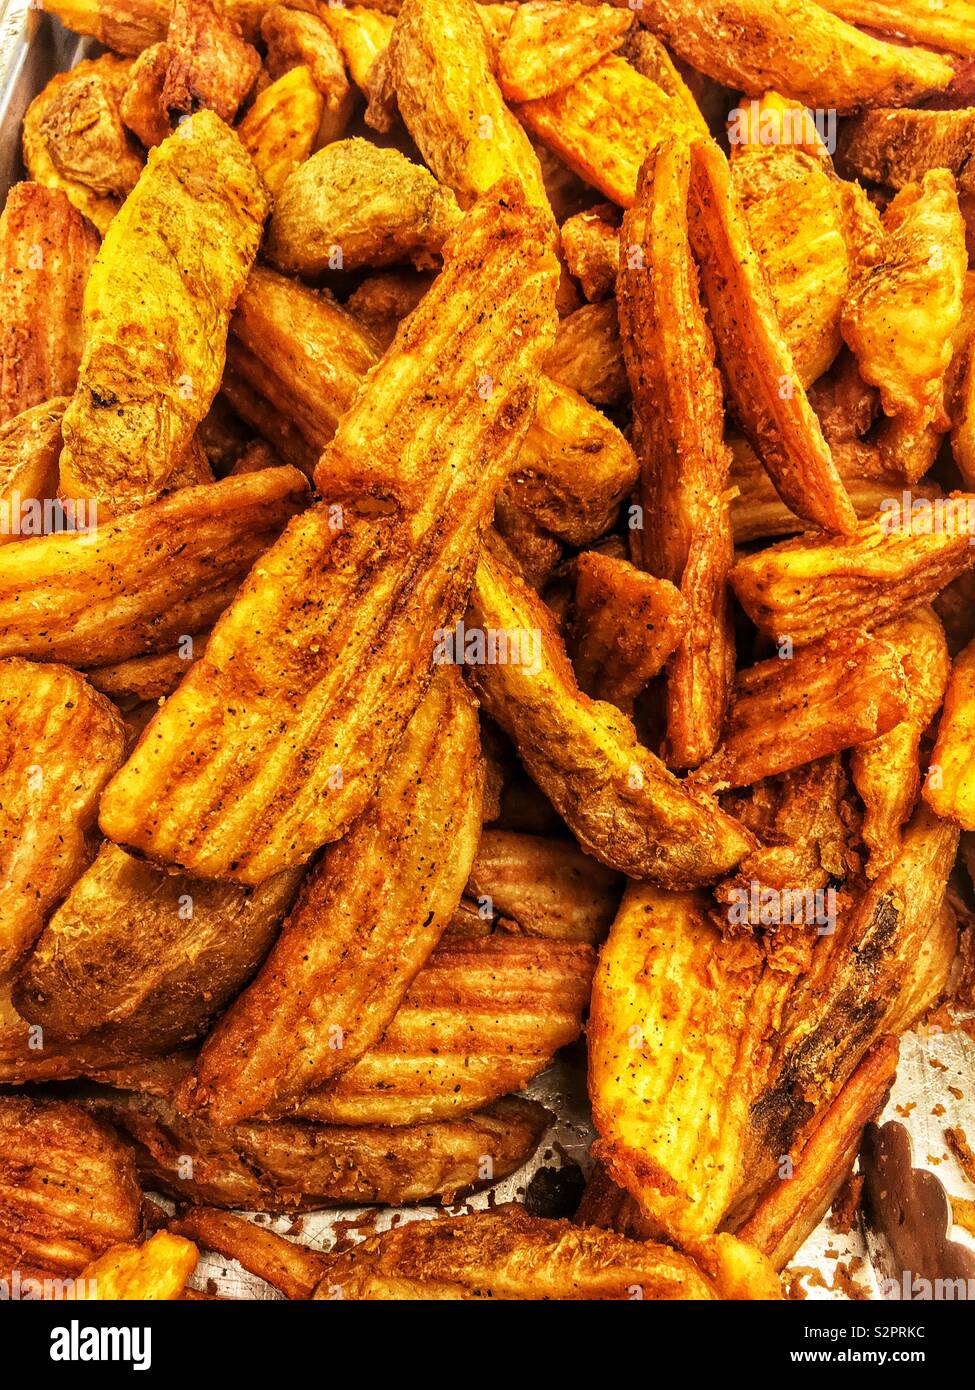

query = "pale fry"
[[59, 110, 269, 515], [0, 659, 125, 974], [0, 184, 98, 424], [497, 1, 632, 103], [235, 66, 323, 199]]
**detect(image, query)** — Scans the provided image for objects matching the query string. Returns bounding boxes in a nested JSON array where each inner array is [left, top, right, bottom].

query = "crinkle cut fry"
[[99, 181, 558, 883]]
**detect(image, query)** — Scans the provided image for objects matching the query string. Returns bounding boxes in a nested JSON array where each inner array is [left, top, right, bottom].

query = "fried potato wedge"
[[619, 139, 735, 765], [170, 1208, 325, 1299], [467, 828, 621, 945], [515, 55, 702, 209], [842, 171, 968, 479], [181, 671, 482, 1124], [388, 0, 549, 212], [687, 139, 856, 534], [15, 843, 302, 1054], [851, 608, 950, 876], [816, 0, 975, 56], [0, 1096, 141, 1275], [83, 1088, 550, 1209], [293, 935, 594, 1125], [0, 976, 155, 1086], [590, 883, 779, 1244], [570, 550, 687, 712], [0, 466, 307, 666], [119, 41, 171, 148], [163, 0, 260, 123], [544, 299, 627, 407], [0, 184, 97, 426], [316, 1206, 717, 1300], [497, 1, 632, 103], [227, 265, 381, 471], [560, 202, 620, 302], [98, 185, 557, 883], [924, 635, 975, 829], [235, 65, 322, 198], [0, 659, 125, 975], [0, 399, 66, 544], [261, 5, 353, 145], [694, 631, 908, 791], [730, 501, 975, 646], [72, 1231, 198, 1300], [41, 0, 268, 52], [838, 108, 975, 196], [737, 1035, 898, 1270], [266, 139, 462, 275], [468, 539, 754, 886], [321, 3, 396, 93], [638, 0, 955, 111], [59, 111, 268, 515]]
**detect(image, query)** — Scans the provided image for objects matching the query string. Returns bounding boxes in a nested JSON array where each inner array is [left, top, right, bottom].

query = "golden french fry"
[[293, 935, 595, 1125], [84, 633, 207, 701], [570, 549, 687, 712], [388, 0, 550, 212], [816, 0, 975, 56], [693, 630, 908, 791], [261, 5, 353, 145], [266, 139, 462, 275], [0, 184, 98, 426], [98, 184, 557, 883], [0, 1096, 141, 1276], [71, 1231, 198, 1300], [180, 671, 482, 1124], [515, 55, 701, 208], [316, 1206, 717, 1300], [84, 1087, 551, 1209], [235, 65, 322, 197], [924, 636, 975, 829], [0, 466, 307, 666], [467, 828, 621, 944], [320, 2, 395, 93], [59, 111, 268, 515], [497, 1, 632, 103], [169, 1208, 325, 1299], [730, 501, 975, 646], [619, 139, 735, 765], [41, 0, 268, 52], [687, 138, 857, 534], [637, 0, 954, 111], [119, 41, 171, 147], [0, 399, 66, 544], [0, 659, 125, 974], [163, 0, 261, 123], [468, 539, 754, 885]]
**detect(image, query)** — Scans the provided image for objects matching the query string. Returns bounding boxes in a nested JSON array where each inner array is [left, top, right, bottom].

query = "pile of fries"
[[1, 0, 975, 1302]]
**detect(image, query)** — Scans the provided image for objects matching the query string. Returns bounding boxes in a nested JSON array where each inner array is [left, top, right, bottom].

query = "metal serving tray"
[[2, 1, 974, 1301]]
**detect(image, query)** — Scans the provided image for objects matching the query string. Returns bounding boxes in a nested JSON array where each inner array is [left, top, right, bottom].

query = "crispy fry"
[[570, 550, 687, 711], [227, 264, 382, 471], [620, 139, 735, 765], [687, 139, 856, 534], [83, 1088, 550, 1209], [72, 1231, 198, 1299], [0, 1096, 141, 1275], [388, 0, 549, 212], [293, 935, 594, 1125], [816, 0, 975, 56], [688, 1234, 782, 1300], [737, 1036, 898, 1270], [636, 0, 954, 111], [851, 608, 950, 876], [261, 5, 353, 145], [15, 843, 302, 1053], [0, 185, 98, 425], [321, 3, 396, 93], [316, 1206, 716, 1300], [266, 139, 462, 275], [163, 0, 260, 123], [544, 299, 627, 407], [181, 671, 482, 1123], [235, 65, 322, 198], [84, 634, 206, 702], [693, 630, 909, 791], [0, 659, 125, 975], [730, 502, 975, 647], [0, 399, 66, 543], [837, 108, 975, 196], [98, 185, 557, 883], [58, 111, 268, 515], [467, 828, 620, 944], [41, 0, 269, 52], [169, 1209, 325, 1299], [497, 1, 632, 103], [469, 539, 754, 884], [924, 636, 975, 829], [842, 171, 968, 481], [560, 202, 620, 302], [119, 41, 171, 147], [0, 466, 307, 666], [515, 55, 701, 208]]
